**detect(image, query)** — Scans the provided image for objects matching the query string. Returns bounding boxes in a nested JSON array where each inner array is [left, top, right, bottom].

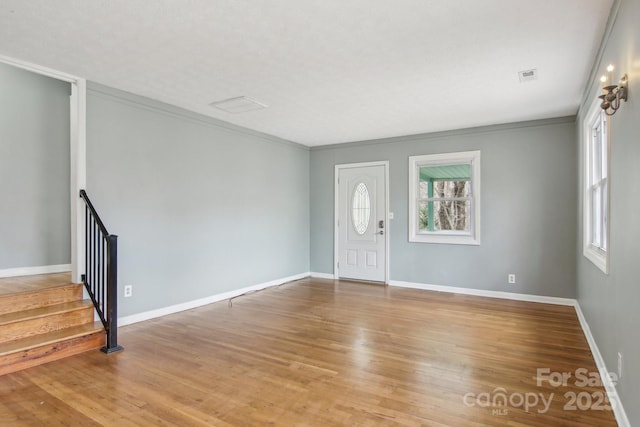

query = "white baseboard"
[[310, 272, 335, 280], [389, 280, 576, 306], [0, 264, 72, 278], [118, 272, 310, 327], [574, 303, 630, 427]]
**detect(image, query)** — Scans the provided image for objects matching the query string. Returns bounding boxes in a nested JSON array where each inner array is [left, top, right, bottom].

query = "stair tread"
[[0, 273, 75, 296], [0, 322, 104, 356], [0, 283, 80, 299], [0, 300, 95, 326], [0, 281, 84, 317]]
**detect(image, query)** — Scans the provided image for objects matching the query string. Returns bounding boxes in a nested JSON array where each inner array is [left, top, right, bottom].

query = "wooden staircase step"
[[0, 321, 104, 355], [0, 300, 95, 344], [0, 272, 73, 296], [0, 322, 105, 376], [0, 283, 83, 316], [0, 274, 112, 376]]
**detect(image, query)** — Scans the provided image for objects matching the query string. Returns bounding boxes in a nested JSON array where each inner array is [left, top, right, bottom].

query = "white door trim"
[[334, 161, 390, 284], [0, 55, 86, 284]]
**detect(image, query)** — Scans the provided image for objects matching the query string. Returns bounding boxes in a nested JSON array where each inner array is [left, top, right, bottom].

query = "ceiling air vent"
[[518, 69, 538, 83], [209, 96, 268, 113]]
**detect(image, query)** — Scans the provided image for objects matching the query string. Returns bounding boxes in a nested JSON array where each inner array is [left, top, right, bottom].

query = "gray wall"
[[0, 62, 70, 269], [311, 118, 577, 298], [86, 83, 310, 317], [576, 0, 639, 423]]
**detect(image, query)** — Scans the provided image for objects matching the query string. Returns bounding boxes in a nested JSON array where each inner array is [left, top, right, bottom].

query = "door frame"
[[0, 55, 87, 284], [334, 161, 390, 284]]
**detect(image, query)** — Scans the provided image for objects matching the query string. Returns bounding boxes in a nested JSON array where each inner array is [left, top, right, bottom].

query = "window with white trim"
[[583, 99, 609, 273], [409, 151, 480, 245]]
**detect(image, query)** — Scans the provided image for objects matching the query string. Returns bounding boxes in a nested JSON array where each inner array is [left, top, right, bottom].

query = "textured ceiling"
[[0, 0, 613, 146]]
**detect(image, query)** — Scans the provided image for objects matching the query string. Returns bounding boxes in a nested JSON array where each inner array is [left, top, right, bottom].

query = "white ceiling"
[[0, 0, 613, 146]]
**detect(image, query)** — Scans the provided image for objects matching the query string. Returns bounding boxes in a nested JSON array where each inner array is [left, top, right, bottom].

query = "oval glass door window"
[[352, 182, 371, 235]]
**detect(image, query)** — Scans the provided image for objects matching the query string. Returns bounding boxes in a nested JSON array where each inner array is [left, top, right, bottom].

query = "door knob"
[[378, 230, 384, 235]]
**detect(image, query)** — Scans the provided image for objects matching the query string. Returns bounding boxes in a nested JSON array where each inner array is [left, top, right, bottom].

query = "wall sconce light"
[[599, 64, 628, 116]]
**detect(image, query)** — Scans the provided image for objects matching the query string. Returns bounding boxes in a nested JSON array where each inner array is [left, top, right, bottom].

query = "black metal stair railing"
[[79, 190, 123, 354]]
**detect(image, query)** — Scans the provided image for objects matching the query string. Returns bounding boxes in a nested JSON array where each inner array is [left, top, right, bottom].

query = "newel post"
[[101, 234, 123, 354]]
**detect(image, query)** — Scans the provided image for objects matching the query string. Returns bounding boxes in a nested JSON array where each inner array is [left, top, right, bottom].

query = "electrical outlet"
[[618, 352, 623, 380], [508, 274, 516, 284], [124, 285, 132, 298]]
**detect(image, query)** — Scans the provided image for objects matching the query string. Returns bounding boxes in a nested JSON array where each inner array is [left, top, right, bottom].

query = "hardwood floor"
[[0, 278, 617, 426]]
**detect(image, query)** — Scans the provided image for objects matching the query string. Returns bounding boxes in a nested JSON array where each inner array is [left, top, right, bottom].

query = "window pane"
[[418, 180, 429, 199], [432, 180, 470, 198], [420, 164, 470, 183], [418, 201, 431, 232], [417, 164, 473, 234], [592, 124, 602, 183], [419, 200, 470, 232], [601, 117, 608, 179], [591, 186, 601, 247], [602, 181, 608, 250], [352, 182, 371, 235]]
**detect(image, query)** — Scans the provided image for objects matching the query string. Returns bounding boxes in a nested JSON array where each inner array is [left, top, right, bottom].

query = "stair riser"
[[0, 332, 105, 376], [0, 285, 83, 315], [0, 307, 94, 344]]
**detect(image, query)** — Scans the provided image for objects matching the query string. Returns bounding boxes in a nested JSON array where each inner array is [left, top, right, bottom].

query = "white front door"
[[336, 163, 388, 282]]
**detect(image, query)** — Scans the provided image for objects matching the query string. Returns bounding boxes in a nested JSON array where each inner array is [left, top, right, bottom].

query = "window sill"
[[584, 245, 608, 274], [410, 233, 480, 245]]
